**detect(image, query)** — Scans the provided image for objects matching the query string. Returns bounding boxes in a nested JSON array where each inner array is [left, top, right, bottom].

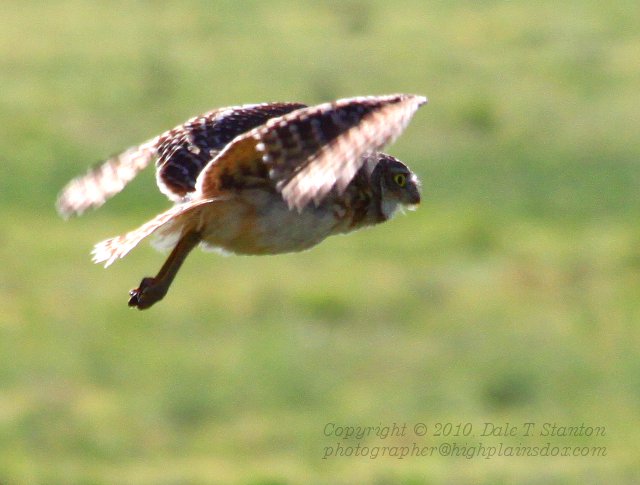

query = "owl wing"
[[56, 138, 159, 218], [56, 102, 306, 218], [196, 94, 427, 210], [155, 102, 306, 200]]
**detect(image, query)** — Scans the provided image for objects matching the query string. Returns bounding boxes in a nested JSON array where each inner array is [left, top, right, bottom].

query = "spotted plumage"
[[155, 102, 305, 198], [57, 94, 426, 309]]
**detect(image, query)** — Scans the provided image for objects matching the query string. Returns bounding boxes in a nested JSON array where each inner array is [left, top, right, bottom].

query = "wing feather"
[[56, 103, 306, 217], [155, 102, 306, 200], [56, 138, 158, 218], [196, 94, 426, 210]]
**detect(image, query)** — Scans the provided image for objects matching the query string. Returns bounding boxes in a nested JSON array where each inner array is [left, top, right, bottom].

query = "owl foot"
[[128, 277, 168, 310], [126, 230, 202, 310]]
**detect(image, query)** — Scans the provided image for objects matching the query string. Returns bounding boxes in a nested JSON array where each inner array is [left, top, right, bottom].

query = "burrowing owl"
[[57, 94, 426, 309]]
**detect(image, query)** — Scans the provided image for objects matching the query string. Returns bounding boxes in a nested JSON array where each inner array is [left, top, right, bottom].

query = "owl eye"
[[393, 173, 407, 187]]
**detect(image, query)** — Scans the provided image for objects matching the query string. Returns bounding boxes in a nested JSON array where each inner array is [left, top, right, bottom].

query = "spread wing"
[[155, 102, 306, 200], [196, 94, 427, 210], [56, 138, 159, 218], [56, 102, 306, 218]]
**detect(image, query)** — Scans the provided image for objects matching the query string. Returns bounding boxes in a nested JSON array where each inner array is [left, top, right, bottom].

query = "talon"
[[128, 277, 165, 310], [123, 231, 201, 309], [127, 287, 144, 308]]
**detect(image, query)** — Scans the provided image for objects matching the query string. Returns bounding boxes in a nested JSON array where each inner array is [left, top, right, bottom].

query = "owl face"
[[372, 154, 421, 219]]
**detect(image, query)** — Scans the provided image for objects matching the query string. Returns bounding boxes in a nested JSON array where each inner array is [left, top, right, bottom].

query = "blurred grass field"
[[1, 0, 639, 483]]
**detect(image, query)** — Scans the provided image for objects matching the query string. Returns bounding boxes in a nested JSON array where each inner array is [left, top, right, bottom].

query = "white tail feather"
[[92, 199, 214, 267]]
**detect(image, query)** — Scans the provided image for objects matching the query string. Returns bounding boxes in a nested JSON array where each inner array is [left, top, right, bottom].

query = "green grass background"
[[1, 1, 639, 483]]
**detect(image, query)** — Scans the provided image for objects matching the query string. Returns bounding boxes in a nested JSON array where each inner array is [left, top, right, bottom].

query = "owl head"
[[370, 153, 421, 220]]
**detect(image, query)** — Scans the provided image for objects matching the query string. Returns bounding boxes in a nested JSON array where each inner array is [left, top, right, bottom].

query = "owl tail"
[[56, 137, 160, 218], [91, 199, 214, 268]]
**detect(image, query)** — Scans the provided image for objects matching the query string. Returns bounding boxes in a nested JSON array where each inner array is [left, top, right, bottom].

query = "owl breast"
[[197, 190, 343, 255]]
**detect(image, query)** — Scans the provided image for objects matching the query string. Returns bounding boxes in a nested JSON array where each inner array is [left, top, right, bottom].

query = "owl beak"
[[405, 180, 421, 209]]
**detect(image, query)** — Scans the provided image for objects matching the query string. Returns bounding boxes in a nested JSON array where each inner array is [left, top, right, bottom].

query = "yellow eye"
[[393, 173, 407, 187]]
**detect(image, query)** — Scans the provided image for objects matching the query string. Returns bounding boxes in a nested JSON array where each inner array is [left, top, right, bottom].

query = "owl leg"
[[128, 230, 202, 310]]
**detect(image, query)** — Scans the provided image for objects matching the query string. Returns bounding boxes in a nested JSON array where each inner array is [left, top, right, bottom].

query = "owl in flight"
[[57, 94, 426, 309]]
